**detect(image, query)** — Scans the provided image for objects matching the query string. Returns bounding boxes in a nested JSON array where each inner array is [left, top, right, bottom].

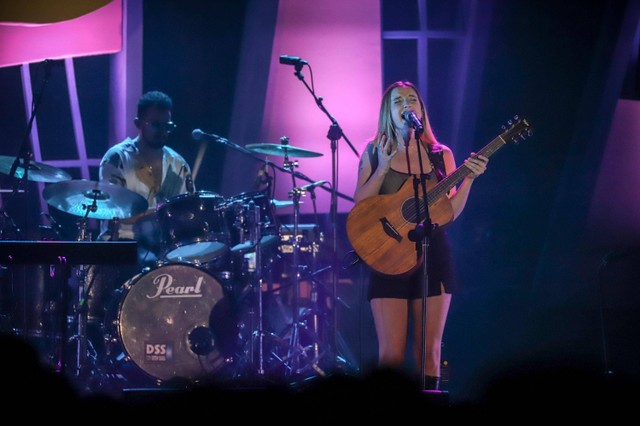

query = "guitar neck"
[[427, 134, 507, 206]]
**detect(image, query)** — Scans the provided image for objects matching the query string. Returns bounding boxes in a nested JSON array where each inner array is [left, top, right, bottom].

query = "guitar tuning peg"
[[514, 114, 519, 120], [507, 120, 513, 126]]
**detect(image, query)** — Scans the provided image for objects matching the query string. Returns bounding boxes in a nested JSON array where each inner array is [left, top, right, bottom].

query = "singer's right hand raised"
[[376, 134, 397, 173]]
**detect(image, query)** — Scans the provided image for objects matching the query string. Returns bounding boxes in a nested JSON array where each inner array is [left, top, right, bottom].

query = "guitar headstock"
[[500, 115, 532, 144]]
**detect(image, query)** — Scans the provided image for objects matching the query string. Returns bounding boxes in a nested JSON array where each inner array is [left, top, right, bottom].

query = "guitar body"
[[346, 116, 532, 277], [346, 177, 453, 277]]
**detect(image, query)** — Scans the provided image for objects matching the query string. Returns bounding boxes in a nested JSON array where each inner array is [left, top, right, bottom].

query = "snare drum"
[[102, 263, 239, 384], [156, 191, 229, 265]]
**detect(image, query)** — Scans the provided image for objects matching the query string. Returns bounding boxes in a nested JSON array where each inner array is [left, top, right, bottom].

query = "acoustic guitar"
[[346, 116, 532, 277]]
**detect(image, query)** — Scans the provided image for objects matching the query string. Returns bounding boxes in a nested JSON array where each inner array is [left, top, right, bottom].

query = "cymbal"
[[43, 180, 149, 220], [246, 143, 323, 158], [0, 155, 71, 183]]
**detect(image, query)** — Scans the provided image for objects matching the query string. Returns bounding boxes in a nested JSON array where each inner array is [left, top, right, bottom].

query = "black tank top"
[[364, 142, 456, 299]]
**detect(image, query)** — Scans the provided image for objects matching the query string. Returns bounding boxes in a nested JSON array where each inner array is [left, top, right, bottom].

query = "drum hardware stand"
[[0, 208, 20, 240], [228, 166, 291, 382], [280, 142, 326, 380], [236, 200, 287, 382], [244, 201, 267, 376], [283, 141, 302, 376], [66, 194, 101, 385]]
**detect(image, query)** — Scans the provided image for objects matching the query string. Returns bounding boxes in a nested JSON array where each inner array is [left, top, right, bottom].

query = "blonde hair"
[[371, 81, 438, 152]]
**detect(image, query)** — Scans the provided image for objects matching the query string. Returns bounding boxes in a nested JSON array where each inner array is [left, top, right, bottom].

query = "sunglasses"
[[144, 121, 177, 133]]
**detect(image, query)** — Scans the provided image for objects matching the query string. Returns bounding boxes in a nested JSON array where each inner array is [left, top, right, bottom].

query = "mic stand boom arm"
[[290, 63, 359, 157], [217, 134, 354, 202], [7, 60, 54, 202]]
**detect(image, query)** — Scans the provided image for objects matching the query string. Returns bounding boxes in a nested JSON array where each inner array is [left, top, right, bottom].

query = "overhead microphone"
[[192, 128, 227, 143], [401, 110, 424, 133], [279, 55, 308, 66]]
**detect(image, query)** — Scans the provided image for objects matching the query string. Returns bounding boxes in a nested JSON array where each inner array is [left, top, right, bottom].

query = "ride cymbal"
[[246, 143, 323, 158], [0, 155, 71, 183], [43, 179, 148, 220]]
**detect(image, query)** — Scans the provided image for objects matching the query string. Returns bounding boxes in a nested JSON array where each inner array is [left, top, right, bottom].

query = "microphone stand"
[[3, 60, 54, 238], [211, 133, 354, 202], [288, 61, 359, 373], [405, 126, 433, 391]]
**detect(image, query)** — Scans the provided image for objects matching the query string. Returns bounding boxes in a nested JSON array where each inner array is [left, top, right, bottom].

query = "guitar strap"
[[428, 145, 446, 181]]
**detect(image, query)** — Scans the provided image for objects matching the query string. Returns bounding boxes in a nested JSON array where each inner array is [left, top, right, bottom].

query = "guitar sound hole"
[[401, 198, 427, 225]]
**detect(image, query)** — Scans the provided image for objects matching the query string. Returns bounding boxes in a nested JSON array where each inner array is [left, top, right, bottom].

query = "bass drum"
[[102, 263, 239, 386]]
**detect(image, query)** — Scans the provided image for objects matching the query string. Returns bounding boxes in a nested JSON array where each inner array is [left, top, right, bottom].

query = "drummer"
[[98, 90, 194, 265]]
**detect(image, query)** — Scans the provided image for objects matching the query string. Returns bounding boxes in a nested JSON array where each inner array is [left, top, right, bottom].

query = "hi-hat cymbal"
[[0, 155, 71, 183], [246, 143, 323, 158], [43, 180, 149, 220]]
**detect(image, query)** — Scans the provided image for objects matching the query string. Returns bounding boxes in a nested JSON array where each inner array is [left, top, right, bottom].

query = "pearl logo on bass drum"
[[146, 273, 206, 299]]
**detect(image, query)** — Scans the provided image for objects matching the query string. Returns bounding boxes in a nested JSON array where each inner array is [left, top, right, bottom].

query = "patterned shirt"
[[99, 137, 192, 240]]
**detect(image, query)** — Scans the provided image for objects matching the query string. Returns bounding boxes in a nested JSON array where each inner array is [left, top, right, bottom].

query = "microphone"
[[300, 179, 329, 191], [401, 110, 424, 133], [192, 128, 227, 143], [279, 55, 308, 66]]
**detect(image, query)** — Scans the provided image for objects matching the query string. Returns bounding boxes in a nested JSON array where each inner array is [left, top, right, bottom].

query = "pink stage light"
[[262, 0, 382, 214], [0, 0, 122, 68]]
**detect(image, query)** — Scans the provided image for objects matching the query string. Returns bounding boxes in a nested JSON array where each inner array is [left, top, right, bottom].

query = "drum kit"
[[0, 142, 336, 391]]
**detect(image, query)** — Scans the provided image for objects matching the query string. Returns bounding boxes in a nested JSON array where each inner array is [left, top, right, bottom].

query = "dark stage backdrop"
[[141, 1, 247, 196], [443, 0, 640, 402]]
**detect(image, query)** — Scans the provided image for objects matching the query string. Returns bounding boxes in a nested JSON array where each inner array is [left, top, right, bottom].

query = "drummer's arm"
[[98, 155, 127, 238], [100, 159, 141, 222], [178, 162, 193, 194], [100, 163, 126, 187]]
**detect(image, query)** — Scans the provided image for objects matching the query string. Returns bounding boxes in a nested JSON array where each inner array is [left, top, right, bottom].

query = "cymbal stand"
[[68, 193, 99, 383], [251, 201, 266, 375], [280, 143, 324, 379], [286, 190, 303, 377], [281, 142, 302, 376]]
